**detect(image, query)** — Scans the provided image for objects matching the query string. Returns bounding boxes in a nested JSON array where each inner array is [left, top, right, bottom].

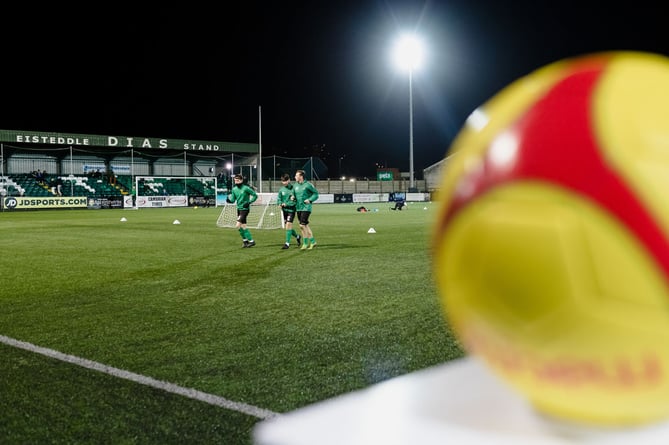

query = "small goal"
[[216, 193, 283, 230]]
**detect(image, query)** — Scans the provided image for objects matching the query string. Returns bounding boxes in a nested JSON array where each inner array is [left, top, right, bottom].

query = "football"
[[432, 51, 669, 426]]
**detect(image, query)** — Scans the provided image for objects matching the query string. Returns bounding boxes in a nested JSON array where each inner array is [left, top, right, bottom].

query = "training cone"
[[173, 219, 181, 225], [368, 227, 376, 233], [120, 217, 127, 222]]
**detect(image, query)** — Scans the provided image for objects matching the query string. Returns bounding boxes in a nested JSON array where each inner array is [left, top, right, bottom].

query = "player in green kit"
[[226, 174, 258, 248], [277, 173, 302, 249], [293, 169, 319, 250]]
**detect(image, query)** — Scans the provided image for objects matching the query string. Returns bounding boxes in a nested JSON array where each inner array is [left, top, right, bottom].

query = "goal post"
[[216, 192, 283, 230]]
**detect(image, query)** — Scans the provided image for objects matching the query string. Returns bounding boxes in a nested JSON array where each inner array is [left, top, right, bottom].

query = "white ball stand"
[[254, 357, 669, 445]]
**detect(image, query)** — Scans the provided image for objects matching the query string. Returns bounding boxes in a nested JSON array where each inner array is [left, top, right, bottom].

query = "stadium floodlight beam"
[[392, 33, 425, 190]]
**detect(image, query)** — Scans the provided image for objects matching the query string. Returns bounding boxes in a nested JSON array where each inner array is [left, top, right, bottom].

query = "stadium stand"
[[1, 174, 130, 197]]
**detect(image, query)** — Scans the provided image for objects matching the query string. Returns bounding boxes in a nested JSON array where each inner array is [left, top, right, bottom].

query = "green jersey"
[[277, 183, 297, 212], [227, 183, 258, 210], [294, 180, 319, 212]]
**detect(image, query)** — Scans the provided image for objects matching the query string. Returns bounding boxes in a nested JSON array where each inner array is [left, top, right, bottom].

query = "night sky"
[[2, 2, 668, 178]]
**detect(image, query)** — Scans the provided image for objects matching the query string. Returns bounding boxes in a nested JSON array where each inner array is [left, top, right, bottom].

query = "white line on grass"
[[0, 334, 279, 420]]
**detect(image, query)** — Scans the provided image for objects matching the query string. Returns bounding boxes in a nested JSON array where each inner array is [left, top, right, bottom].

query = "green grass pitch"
[[0, 202, 464, 444]]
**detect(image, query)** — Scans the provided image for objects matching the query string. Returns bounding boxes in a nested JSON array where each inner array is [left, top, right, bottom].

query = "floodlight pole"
[[408, 69, 415, 190], [393, 34, 422, 191], [258, 105, 263, 192]]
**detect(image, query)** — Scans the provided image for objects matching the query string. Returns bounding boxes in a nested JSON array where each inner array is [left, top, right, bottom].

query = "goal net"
[[216, 192, 283, 230]]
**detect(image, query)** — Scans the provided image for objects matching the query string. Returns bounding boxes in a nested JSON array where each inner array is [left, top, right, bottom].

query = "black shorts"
[[297, 210, 311, 225], [282, 208, 296, 223], [237, 209, 250, 224]]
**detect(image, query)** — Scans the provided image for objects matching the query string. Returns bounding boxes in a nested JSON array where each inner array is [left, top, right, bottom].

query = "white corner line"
[[0, 334, 280, 420]]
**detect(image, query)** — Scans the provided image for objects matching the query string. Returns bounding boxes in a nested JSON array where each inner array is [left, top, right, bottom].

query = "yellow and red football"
[[433, 51, 669, 425]]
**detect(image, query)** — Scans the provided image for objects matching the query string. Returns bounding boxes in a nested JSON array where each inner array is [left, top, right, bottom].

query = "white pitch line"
[[0, 334, 279, 420]]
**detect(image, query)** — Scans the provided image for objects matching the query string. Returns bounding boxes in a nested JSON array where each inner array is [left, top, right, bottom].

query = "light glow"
[[467, 108, 490, 132], [489, 132, 519, 169], [392, 34, 425, 72]]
